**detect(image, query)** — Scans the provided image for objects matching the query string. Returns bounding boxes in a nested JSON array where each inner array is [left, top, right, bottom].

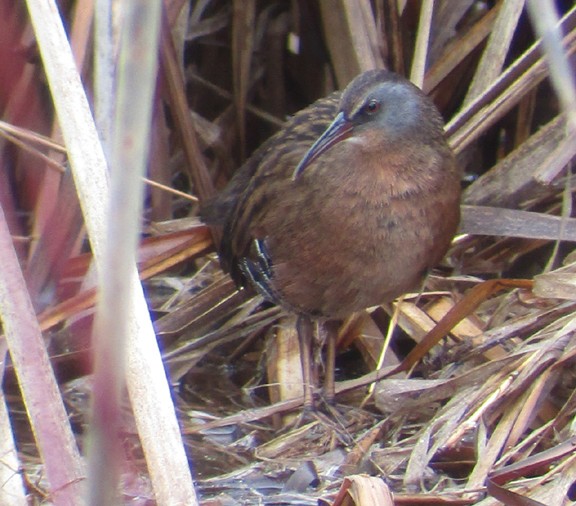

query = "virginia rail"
[[202, 69, 461, 407]]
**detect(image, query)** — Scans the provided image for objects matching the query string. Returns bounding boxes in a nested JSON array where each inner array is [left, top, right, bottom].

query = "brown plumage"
[[202, 69, 461, 404]]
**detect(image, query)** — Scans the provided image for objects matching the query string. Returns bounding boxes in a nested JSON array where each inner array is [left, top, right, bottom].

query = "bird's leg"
[[296, 314, 315, 409], [321, 320, 339, 404]]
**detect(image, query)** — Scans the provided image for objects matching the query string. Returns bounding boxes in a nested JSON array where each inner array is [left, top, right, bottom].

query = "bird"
[[201, 69, 462, 407]]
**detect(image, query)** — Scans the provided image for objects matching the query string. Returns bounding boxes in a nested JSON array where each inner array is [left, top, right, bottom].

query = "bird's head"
[[292, 69, 445, 180]]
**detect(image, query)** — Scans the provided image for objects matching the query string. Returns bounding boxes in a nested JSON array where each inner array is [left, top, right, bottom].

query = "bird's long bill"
[[292, 112, 353, 180]]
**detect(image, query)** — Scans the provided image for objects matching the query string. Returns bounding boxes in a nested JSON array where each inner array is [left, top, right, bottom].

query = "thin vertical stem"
[[410, 0, 434, 87], [0, 203, 85, 506]]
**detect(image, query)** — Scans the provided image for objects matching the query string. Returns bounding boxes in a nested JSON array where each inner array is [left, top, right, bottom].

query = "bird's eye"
[[364, 99, 381, 115]]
